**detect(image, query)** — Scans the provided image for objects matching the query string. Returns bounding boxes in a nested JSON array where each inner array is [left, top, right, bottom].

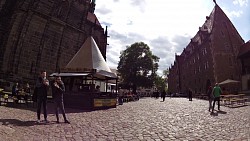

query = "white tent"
[[219, 79, 240, 85], [63, 36, 117, 79]]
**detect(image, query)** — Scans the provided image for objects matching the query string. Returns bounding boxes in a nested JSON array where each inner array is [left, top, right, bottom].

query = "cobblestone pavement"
[[0, 97, 249, 141]]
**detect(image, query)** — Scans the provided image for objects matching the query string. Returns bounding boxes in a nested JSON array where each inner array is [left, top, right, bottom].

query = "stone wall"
[[0, 0, 107, 85]]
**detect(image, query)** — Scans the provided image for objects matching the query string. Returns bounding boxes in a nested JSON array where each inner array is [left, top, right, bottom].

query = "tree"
[[117, 42, 159, 93], [156, 69, 169, 90], [162, 69, 169, 78], [154, 75, 166, 91]]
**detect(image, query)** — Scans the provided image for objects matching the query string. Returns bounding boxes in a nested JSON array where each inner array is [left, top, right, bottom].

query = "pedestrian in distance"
[[161, 90, 166, 102], [36, 70, 50, 123], [51, 76, 70, 124], [188, 88, 193, 101], [118, 88, 123, 105], [12, 82, 19, 103], [211, 83, 222, 113], [207, 85, 213, 112]]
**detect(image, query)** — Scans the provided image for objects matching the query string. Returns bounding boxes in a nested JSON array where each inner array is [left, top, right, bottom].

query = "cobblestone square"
[[0, 97, 249, 141]]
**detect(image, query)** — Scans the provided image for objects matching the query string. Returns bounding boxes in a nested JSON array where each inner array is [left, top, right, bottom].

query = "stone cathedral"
[[0, 0, 108, 85]]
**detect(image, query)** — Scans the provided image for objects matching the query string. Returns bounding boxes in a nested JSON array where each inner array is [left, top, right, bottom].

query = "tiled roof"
[[87, 12, 101, 26], [238, 40, 250, 58]]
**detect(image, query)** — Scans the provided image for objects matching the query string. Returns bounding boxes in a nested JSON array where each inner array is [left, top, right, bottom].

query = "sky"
[[94, 0, 250, 76]]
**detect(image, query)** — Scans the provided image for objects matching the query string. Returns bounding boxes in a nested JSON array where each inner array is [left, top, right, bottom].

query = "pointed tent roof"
[[219, 79, 240, 85], [64, 36, 117, 78]]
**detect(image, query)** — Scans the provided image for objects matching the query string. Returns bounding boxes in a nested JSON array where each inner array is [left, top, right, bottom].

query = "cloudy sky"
[[94, 0, 250, 75]]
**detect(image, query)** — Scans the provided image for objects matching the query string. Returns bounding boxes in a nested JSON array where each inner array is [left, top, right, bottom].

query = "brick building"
[[238, 40, 250, 92], [168, 3, 245, 94], [0, 0, 108, 84]]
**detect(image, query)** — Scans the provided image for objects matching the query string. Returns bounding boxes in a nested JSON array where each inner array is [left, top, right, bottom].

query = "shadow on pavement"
[[210, 110, 227, 116], [0, 119, 36, 127], [210, 112, 218, 116], [217, 110, 227, 114], [3, 102, 93, 114]]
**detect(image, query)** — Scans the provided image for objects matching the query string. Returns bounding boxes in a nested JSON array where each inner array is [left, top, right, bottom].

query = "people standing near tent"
[[36, 70, 50, 123], [207, 86, 213, 111], [211, 83, 222, 113], [51, 76, 70, 124]]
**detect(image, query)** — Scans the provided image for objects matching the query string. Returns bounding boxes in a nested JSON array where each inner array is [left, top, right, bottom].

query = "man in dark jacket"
[[36, 70, 49, 123], [51, 76, 70, 124]]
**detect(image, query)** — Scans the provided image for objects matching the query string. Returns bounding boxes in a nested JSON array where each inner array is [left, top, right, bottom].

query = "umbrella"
[[218, 79, 240, 85]]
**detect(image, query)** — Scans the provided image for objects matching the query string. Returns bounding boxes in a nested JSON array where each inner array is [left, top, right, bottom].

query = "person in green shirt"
[[211, 83, 222, 113]]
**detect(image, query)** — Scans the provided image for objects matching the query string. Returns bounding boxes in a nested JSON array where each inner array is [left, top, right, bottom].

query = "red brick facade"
[[239, 40, 250, 91], [168, 4, 244, 94]]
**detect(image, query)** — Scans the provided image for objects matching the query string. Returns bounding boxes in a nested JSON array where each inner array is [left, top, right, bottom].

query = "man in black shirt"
[[35, 70, 49, 123]]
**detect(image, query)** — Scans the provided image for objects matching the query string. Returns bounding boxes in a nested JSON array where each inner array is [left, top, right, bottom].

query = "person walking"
[[188, 88, 193, 101], [36, 70, 50, 123], [161, 90, 166, 102], [51, 76, 70, 124], [211, 83, 222, 113], [207, 86, 213, 112]]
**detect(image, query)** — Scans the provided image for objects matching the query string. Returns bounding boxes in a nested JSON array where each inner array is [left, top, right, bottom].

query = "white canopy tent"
[[219, 79, 240, 85], [52, 36, 117, 79]]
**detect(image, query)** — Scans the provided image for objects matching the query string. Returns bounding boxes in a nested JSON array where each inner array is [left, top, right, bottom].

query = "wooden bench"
[[221, 94, 248, 107], [228, 98, 248, 107]]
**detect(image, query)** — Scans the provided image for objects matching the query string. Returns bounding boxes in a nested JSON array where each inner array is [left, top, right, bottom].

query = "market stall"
[[50, 36, 118, 110]]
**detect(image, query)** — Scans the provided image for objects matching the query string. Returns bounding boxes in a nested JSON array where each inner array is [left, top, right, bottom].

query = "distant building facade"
[[238, 40, 250, 92], [168, 3, 245, 94], [0, 0, 108, 84]]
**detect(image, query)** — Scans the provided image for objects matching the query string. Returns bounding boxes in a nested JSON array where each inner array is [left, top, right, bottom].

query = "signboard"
[[94, 99, 117, 107]]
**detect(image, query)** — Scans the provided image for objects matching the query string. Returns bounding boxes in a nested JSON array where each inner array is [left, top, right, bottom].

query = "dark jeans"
[[212, 97, 220, 112], [208, 98, 213, 111], [54, 99, 67, 121], [37, 98, 47, 120]]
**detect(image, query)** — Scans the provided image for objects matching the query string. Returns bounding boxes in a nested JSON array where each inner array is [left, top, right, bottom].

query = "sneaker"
[[64, 120, 70, 124]]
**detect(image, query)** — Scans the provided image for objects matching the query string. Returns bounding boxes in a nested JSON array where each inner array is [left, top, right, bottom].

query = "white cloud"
[[233, 0, 248, 7], [228, 10, 243, 17], [95, 0, 250, 75]]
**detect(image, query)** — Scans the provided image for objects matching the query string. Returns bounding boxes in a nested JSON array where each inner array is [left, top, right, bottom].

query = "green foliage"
[[117, 42, 159, 91], [154, 75, 167, 91]]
